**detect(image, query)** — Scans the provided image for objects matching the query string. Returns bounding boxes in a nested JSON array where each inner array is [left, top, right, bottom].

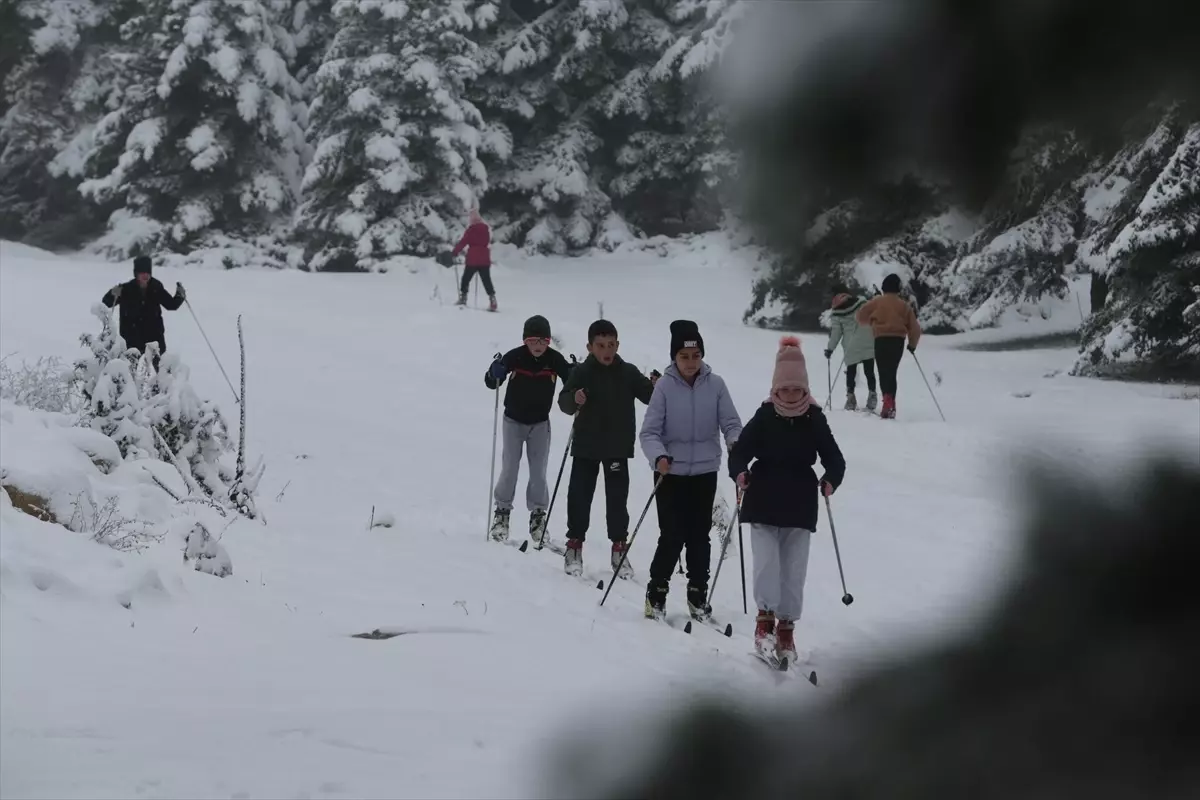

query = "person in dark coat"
[[557, 319, 659, 579], [728, 335, 845, 664], [101, 256, 185, 367], [450, 207, 496, 310], [484, 315, 575, 545]]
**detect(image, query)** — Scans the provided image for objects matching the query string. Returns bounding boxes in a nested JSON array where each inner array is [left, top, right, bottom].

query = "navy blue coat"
[[728, 401, 845, 530]]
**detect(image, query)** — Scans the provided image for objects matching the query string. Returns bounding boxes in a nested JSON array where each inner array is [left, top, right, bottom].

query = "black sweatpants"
[[460, 266, 495, 297], [846, 359, 876, 393], [648, 471, 718, 594], [566, 458, 630, 543], [874, 336, 906, 396]]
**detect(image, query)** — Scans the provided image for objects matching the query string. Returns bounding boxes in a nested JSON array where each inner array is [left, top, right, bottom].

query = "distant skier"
[[855, 273, 922, 419], [825, 288, 878, 411], [728, 336, 845, 665], [639, 320, 742, 621], [558, 320, 659, 579], [101, 255, 185, 369], [450, 207, 496, 311], [484, 315, 574, 546]]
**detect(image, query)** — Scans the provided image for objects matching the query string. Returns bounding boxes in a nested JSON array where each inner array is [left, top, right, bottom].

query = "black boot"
[[645, 583, 668, 620], [686, 585, 711, 621]]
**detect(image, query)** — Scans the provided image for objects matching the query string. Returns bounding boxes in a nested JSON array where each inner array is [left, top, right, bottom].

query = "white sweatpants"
[[750, 524, 813, 621]]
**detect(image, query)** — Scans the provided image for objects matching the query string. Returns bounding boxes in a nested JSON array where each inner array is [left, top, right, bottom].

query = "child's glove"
[[649, 369, 661, 385], [176, 282, 186, 300], [488, 359, 507, 380], [655, 456, 672, 475], [823, 349, 832, 359], [736, 472, 750, 489], [907, 344, 916, 353], [109, 284, 122, 299], [820, 479, 835, 497]]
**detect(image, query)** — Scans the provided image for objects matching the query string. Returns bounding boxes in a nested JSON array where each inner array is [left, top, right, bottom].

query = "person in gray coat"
[[639, 320, 742, 620], [825, 289, 878, 411]]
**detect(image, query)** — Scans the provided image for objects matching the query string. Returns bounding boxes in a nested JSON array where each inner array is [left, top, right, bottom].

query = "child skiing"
[[728, 336, 845, 666], [825, 289, 878, 411], [557, 320, 658, 578], [484, 316, 574, 545], [855, 273, 922, 419], [451, 207, 495, 311], [639, 320, 742, 621]]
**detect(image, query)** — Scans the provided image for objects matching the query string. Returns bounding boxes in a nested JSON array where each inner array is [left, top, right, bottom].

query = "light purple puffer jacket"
[[639, 363, 743, 476]]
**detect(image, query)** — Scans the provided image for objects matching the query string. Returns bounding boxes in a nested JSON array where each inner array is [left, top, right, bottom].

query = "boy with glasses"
[[485, 315, 575, 544]]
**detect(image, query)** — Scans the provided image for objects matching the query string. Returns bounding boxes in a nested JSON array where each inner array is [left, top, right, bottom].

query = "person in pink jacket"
[[450, 208, 496, 311]]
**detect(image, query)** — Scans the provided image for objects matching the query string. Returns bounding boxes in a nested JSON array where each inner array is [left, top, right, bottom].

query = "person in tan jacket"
[[855, 273, 921, 418]]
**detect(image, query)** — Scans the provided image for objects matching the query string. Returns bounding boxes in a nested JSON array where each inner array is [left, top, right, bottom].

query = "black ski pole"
[[824, 493, 854, 605], [538, 420, 574, 549], [486, 353, 501, 542], [737, 487, 747, 614], [599, 474, 663, 607]]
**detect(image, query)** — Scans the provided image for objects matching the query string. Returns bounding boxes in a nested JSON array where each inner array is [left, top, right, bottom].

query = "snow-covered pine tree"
[[472, 0, 640, 254], [0, 0, 116, 247], [606, 0, 744, 236], [1075, 110, 1200, 379], [73, 303, 155, 460], [71, 0, 305, 260], [294, 0, 489, 271]]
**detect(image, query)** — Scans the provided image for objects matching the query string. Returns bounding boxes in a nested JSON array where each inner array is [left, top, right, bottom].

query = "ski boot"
[[880, 393, 897, 419], [644, 584, 668, 620], [686, 585, 712, 621], [489, 507, 510, 541], [455, 291, 467, 307], [488, 294, 498, 312], [776, 619, 798, 664], [754, 610, 776, 654], [529, 509, 547, 547], [611, 540, 634, 579], [844, 392, 858, 411], [564, 538, 583, 576], [865, 391, 878, 412]]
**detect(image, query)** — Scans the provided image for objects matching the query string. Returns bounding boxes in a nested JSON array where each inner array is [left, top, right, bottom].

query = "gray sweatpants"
[[750, 524, 813, 621], [494, 416, 552, 512]]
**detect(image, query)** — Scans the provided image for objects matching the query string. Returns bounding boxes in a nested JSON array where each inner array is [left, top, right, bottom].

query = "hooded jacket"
[[639, 363, 743, 476], [827, 295, 876, 365]]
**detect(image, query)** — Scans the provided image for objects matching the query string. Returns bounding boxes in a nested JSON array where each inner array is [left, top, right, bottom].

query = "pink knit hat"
[[772, 335, 809, 391]]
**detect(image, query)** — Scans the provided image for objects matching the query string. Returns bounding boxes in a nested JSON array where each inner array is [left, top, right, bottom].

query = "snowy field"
[[2, 239, 1197, 799]]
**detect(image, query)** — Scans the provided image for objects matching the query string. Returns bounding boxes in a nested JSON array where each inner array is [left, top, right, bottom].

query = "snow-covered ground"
[[2, 239, 1197, 799]]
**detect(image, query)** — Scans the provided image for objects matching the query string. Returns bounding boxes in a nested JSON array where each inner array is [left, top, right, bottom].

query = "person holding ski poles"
[[449, 207, 496, 311], [728, 336, 845, 665], [557, 320, 658, 579], [484, 315, 574, 546], [825, 287, 878, 412], [101, 255, 186, 371], [855, 273, 922, 419], [639, 320, 742, 622]]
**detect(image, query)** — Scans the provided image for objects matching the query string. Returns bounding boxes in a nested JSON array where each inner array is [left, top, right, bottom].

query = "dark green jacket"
[[558, 354, 655, 460]]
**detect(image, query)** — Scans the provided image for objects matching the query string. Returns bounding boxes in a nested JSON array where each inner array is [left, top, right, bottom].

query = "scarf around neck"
[[771, 387, 811, 418]]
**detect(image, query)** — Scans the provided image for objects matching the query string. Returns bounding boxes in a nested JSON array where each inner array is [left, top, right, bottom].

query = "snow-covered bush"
[[66, 491, 162, 553], [74, 304, 156, 459], [70, 0, 306, 258], [0, 354, 83, 414], [293, 0, 490, 270], [174, 516, 233, 577]]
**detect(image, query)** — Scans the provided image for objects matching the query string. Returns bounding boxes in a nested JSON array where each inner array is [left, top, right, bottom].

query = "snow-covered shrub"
[[66, 491, 162, 553], [143, 350, 236, 499], [175, 517, 233, 577], [71, 0, 306, 258], [73, 304, 155, 459], [0, 354, 83, 414], [293, 0, 489, 270]]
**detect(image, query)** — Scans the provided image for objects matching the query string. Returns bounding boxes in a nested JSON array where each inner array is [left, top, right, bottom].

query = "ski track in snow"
[[1, 240, 1197, 799]]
